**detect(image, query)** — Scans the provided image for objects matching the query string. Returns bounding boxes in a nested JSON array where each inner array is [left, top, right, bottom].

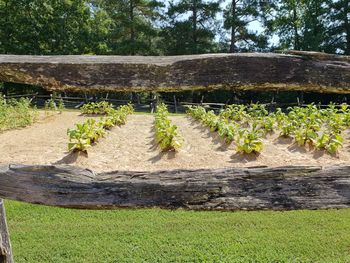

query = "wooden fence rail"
[[0, 51, 349, 94], [1, 165, 350, 211], [0, 201, 12, 263]]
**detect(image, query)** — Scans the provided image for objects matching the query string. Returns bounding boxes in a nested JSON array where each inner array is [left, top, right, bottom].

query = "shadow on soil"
[[54, 151, 88, 165], [230, 152, 260, 163], [148, 151, 176, 163], [188, 117, 230, 151]]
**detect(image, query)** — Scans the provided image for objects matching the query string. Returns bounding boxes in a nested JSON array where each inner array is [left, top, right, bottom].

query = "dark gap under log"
[[1, 164, 350, 211], [0, 51, 349, 94]]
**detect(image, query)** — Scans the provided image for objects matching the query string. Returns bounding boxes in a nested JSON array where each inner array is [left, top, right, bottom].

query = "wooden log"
[[0, 200, 13, 263], [1, 164, 350, 210], [0, 51, 349, 94]]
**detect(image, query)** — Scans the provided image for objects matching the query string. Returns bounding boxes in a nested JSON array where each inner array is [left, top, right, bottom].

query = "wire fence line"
[[3, 92, 333, 113]]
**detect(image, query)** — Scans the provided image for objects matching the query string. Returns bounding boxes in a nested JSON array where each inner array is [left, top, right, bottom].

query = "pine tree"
[[325, 0, 350, 54], [264, 0, 305, 50], [92, 0, 164, 55], [301, 0, 329, 51], [223, 0, 269, 52], [160, 0, 221, 55]]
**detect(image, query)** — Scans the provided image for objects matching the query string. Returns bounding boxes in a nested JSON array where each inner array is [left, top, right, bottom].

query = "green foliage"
[[188, 106, 241, 145], [92, 0, 164, 55], [278, 118, 297, 137], [220, 104, 247, 121], [0, 0, 346, 56], [68, 103, 134, 152], [44, 96, 65, 114], [0, 95, 37, 131], [154, 103, 182, 151], [259, 115, 276, 134], [189, 103, 350, 155], [0, 0, 93, 55], [316, 133, 344, 155], [67, 119, 105, 152], [324, 0, 350, 54], [236, 125, 264, 154], [81, 101, 114, 115], [160, 0, 221, 55], [217, 121, 237, 144], [44, 98, 57, 111], [223, 0, 269, 52], [246, 103, 269, 118], [57, 98, 65, 112]]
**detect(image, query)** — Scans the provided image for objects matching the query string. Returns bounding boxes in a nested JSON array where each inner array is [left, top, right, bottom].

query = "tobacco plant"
[[236, 125, 264, 154], [218, 122, 238, 144], [81, 101, 114, 115], [68, 103, 134, 152], [0, 96, 37, 131], [315, 132, 343, 154], [155, 103, 183, 151]]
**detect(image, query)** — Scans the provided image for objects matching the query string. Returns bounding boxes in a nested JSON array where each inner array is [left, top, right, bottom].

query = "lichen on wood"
[[1, 164, 350, 211], [0, 51, 349, 94]]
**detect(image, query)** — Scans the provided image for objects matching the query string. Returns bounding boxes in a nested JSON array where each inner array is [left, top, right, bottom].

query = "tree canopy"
[[0, 0, 348, 56]]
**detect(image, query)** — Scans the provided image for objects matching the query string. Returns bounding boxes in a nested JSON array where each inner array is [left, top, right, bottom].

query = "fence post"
[[173, 95, 178, 113], [0, 199, 13, 263]]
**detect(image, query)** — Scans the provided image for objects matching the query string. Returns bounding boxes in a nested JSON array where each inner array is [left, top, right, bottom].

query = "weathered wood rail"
[[0, 51, 349, 94], [0, 201, 12, 263], [1, 165, 350, 210]]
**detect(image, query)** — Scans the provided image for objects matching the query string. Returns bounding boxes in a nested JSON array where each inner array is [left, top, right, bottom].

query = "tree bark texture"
[[0, 200, 13, 263], [0, 51, 349, 94], [0, 164, 350, 211]]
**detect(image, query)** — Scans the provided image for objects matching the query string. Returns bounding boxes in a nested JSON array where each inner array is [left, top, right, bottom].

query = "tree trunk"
[[192, 0, 198, 54], [229, 0, 236, 53], [129, 0, 135, 55], [292, 6, 300, 50], [344, 0, 350, 55], [0, 200, 13, 263]]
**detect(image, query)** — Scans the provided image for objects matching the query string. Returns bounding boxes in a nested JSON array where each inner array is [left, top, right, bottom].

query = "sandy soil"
[[1, 112, 350, 172]]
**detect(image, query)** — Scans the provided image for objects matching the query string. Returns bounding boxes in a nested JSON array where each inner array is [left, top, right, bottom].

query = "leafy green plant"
[[0, 95, 37, 132], [155, 103, 183, 151], [58, 98, 65, 113], [217, 121, 237, 144], [246, 103, 268, 118], [315, 132, 343, 154], [258, 115, 276, 135], [236, 126, 263, 154], [220, 104, 247, 121], [81, 101, 114, 115], [44, 98, 57, 111], [189, 103, 350, 156], [67, 123, 93, 152], [68, 103, 134, 152]]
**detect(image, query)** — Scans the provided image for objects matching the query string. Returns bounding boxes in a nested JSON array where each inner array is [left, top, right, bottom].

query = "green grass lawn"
[[5, 201, 350, 263]]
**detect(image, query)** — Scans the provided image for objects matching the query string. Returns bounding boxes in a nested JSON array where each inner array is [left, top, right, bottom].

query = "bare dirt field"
[[1, 111, 350, 172]]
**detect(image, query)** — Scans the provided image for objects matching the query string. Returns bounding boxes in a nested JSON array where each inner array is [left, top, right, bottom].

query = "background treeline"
[[0, 0, 349, 105]]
